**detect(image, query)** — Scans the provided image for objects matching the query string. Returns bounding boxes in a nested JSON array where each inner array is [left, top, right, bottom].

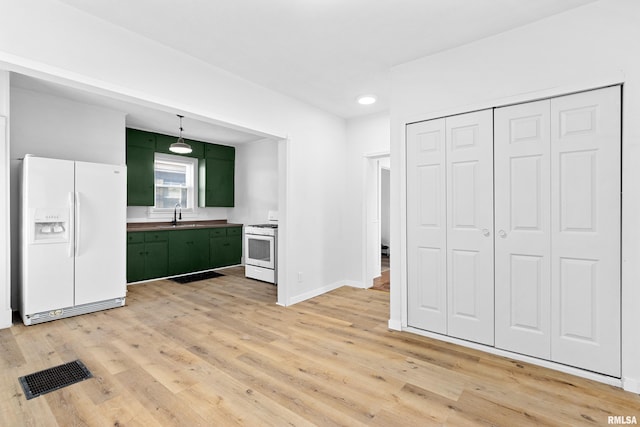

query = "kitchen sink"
[[145, 223, 198, 229]]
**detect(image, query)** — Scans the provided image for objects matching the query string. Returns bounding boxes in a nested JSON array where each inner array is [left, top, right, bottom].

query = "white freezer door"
[[22, 156, 75, 314], [74, 161, 127, 305]]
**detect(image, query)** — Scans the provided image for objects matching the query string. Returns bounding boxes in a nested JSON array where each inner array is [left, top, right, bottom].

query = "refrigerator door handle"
[[68, 192, 75, 257], [75, 191, 81, 256]]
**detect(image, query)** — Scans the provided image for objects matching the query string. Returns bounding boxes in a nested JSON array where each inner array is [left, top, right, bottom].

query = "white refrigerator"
[[21, 155, 127, 325]]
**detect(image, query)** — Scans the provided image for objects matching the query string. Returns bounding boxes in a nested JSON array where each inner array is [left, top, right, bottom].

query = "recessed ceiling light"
[[357, 95, 377, 105]]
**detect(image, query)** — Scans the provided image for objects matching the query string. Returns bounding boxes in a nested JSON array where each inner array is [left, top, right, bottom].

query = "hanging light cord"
[[178, 114, 184, 140]]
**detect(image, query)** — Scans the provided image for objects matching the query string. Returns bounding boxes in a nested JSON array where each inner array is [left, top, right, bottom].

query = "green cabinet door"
[[127, 241, 146, 282], [225, 233, 242, 266], [144, 231, 169, 279], [145, 241, 168, 278], [127, 232, 169, 282], [223, 227, 242, 266], [203, 158, 235, 207], [209, 227, 242, 268], [169, 229, 209, 275], [204, 144, 235, 160], [126, 129, 155, 206], [209, 237, 225, 269]]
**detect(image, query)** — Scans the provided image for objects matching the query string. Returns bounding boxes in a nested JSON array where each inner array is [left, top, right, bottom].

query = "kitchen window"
[[149, 153, 198, 215]]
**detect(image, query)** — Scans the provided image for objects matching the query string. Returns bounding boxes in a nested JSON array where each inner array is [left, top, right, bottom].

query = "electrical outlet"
[[298, 272, 303, 283]]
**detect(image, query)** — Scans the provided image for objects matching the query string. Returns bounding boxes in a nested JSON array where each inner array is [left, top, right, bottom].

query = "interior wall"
[[0, 71, 10, 328], [9, 87, 126, 310], [390, 0, 640, 391], [0, 0, 348, 308], [230, 139, 278, 227], [344, 112, 390, 285], [10, 88, 125, 164]]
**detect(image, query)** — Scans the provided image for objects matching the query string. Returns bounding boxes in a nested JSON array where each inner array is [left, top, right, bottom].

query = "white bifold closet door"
[[407, 119, 447, 334], [495, 86, 621, 377], [550, 88, 621, 377], [446, 110, 494, 345], [494, 100, 552, 360], [407, 109, 494, 345]]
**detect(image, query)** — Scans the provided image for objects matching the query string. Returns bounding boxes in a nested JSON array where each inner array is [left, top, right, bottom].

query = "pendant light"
[[169, 114, 192, 154]]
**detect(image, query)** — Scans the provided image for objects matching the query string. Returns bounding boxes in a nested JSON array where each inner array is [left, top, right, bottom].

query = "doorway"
[[363, 153, 390, 292]]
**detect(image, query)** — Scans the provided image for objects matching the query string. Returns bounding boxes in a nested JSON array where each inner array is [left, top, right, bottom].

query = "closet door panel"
[[446, 109, 494, 345], [407, 119, 447, 333], [550, 86, 621, 377], [494, 100, 551, 359]]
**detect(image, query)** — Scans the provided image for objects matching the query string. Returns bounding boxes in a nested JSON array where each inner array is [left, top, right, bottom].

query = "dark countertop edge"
[[127, 220, 243, 232]]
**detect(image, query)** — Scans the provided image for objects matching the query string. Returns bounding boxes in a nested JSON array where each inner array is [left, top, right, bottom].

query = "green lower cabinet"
[[209, 237, 226, 269], [224, 227, 243, 266], [128, 227, 241, 281], [209, 227, 242, 268], [145, 241, 169, 278], [126, 241, 147, 282], [168, 229, 209, 275], [127, 231, 169, 282]]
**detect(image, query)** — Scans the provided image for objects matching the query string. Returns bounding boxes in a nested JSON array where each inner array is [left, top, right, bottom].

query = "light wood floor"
[[2, 267, 639, 426]]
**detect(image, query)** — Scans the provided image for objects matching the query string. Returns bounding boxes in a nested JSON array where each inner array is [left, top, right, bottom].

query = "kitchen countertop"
[[127, 220, 243, 232]]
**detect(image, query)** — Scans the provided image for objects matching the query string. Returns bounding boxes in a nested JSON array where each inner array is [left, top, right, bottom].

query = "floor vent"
[[19, 360, 93, 400], [171, 270, 224, 284]]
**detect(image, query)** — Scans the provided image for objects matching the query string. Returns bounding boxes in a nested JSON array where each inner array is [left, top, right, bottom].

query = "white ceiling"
[[13, 0, 597, 143], [56, 0, 597, 119]]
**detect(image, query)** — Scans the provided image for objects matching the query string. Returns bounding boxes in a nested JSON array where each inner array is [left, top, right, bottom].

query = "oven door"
[[245, 233, 275, 269]]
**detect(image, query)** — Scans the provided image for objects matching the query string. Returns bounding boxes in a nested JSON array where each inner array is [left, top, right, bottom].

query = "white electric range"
[[244, 223, 278, 284]]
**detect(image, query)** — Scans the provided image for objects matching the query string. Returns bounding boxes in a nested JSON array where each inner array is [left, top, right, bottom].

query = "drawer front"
[[226, 227, 242, 236], [127, 232, 145, 244], [209, 228, 226, 238], [145, 231, 168, 242]]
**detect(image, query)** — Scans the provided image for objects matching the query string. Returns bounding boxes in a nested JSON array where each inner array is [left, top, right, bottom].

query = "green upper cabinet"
[[126, 129, 155, 206], [205, 144, 235, 160], [200, 144, 235, 207], [155, 134, 204, 158], [126, 128, 235, 208]]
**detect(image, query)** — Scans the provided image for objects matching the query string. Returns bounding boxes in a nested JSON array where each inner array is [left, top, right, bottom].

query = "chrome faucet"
[[171, 202, 182, 225]]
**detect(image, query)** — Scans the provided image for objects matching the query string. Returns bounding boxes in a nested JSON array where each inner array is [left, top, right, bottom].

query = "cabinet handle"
[[498, 230, 507, 238], [481, 228, 490, 237]]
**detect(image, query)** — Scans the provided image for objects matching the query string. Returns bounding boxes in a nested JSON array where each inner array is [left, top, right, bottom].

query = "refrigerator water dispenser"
[[31, 209, 69, 244]]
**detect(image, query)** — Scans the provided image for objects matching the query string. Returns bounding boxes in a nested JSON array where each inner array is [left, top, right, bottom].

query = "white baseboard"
[[287, 281, 344, 306], [0, 308, 13, 329], [388, 318, 402, 331], [343, 280, 367, 289], [622, 377, 640, 394]]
